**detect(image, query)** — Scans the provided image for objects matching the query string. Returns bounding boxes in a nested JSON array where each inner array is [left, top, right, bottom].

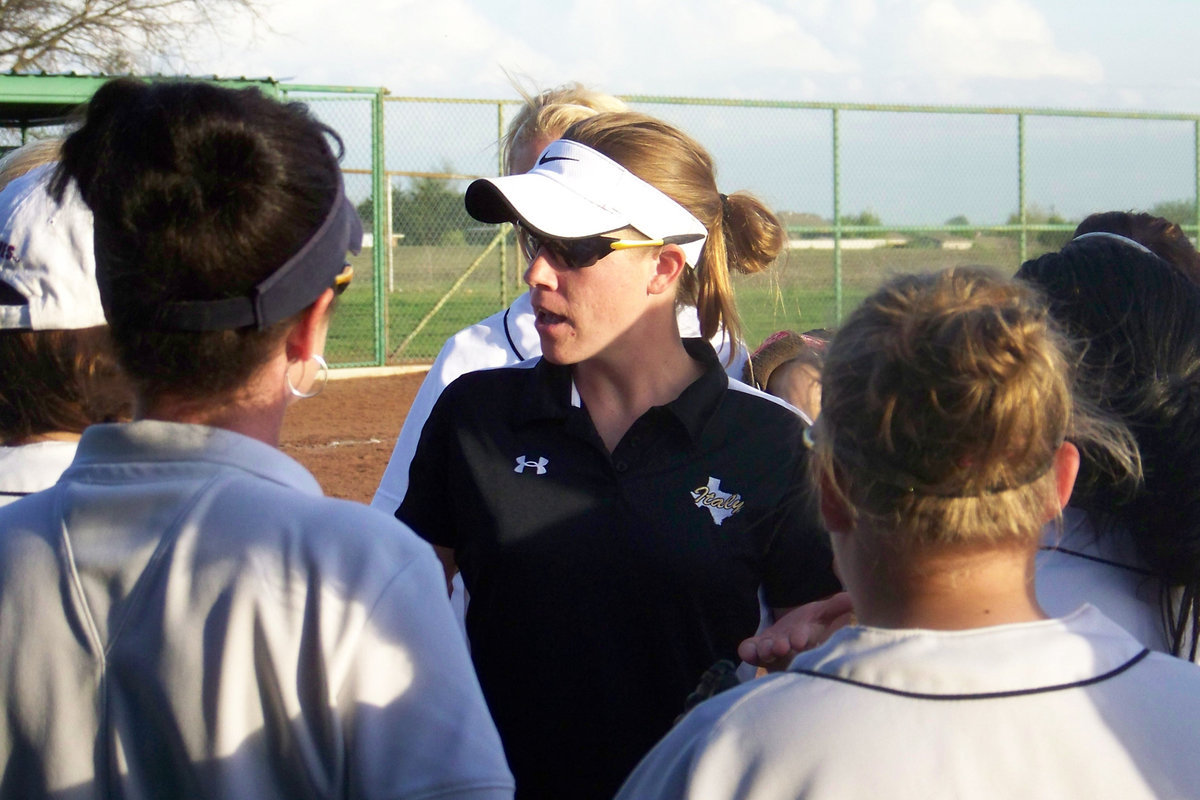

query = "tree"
[[1006, 204, 1073, 249], [355, 172, 475, 247], [841, 209, 881, 228], [0, 0, 254, 73], [1149, 199, 1198, 227], [394, 176, 474, 246]]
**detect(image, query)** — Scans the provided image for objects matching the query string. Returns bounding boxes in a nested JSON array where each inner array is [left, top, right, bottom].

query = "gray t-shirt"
[[0, 420, 513, 799]]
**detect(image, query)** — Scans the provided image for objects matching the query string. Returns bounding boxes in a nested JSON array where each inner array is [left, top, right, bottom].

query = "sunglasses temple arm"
[[608, 233, 705, 250]]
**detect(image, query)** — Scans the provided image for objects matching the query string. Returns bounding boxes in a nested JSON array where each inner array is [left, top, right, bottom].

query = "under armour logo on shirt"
[[514, 456, 549, 475]]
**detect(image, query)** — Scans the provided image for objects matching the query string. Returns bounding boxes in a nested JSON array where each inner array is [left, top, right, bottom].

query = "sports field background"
[[280, 371, 423, 504], [289, 92, 1198, 369], [325, 234, 1044, 366], [251, 90, 1200, 494]]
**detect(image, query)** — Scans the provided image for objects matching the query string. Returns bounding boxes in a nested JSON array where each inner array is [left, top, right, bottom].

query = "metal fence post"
[[832, 107, 843, 324], [372, 89, 387, 366], [386, 179, 394, 294], [1018, 113, 1027, 265], [498, 101, 508, 309]]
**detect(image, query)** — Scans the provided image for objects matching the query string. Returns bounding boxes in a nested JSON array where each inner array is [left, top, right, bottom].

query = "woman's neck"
[[845, 536, 1046, 630], [573, 333, 704, 452], [136, 360, 291, 447]]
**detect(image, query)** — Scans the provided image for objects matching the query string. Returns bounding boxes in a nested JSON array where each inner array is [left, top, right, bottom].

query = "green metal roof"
[[0, 73, 283, 128]]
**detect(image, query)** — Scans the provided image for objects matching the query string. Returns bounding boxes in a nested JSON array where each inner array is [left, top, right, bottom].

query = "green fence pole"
[[372, 89, 387, 365], [1194, 119, 1199, 241], [832, 107, 843, 324], [498, 101, 508, 309], [1018, 113, 1027, 265]]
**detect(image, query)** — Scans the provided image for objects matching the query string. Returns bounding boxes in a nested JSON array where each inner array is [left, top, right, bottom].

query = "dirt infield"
[[279, 372, 427, 504]]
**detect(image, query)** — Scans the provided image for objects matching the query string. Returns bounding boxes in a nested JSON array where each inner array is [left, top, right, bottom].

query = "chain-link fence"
[[289, 92, 1200, 367], [4, 76, 1198, 367]]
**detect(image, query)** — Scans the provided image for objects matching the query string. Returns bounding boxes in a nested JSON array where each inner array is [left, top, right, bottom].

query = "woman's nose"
[[524, 247, 558, 290]]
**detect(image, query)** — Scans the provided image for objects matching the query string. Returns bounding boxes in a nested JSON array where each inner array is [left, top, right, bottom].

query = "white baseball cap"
[[465, 139, 709, 267], [0, 162, 105, 331]]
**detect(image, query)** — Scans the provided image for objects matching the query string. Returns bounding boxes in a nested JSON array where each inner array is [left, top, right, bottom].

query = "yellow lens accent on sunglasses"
[[332, 263, 354, 295]]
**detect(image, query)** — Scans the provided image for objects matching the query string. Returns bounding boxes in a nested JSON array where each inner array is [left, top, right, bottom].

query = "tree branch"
[[0, 0, 259, 72]]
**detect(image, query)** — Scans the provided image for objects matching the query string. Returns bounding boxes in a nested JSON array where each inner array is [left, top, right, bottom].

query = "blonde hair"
[[562, 112, 785, 355], [812, 267, 1138, 552], [0, 138, 62, 192], [500, 82, 627, 175]]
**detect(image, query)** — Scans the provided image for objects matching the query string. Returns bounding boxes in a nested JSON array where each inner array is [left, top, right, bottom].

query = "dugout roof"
[[0, 73, 283, 131]]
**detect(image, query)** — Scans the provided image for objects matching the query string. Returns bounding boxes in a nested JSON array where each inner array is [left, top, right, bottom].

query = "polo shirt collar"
[[668, 338, 728, 442], [66, 420, 324, 496], [513, 338, 727, 444]]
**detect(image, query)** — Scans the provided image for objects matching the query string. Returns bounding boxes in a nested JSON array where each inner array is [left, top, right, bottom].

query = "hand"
[[737, 592, 854, 672]]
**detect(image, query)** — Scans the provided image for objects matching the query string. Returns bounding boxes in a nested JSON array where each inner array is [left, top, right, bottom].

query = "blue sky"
[[185, 0, 1200, 224], [193, 0, 1200, 113]]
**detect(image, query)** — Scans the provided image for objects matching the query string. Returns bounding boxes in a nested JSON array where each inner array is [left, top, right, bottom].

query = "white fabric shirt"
[[0, 420, 513, 799], [1037, 506, 1188, 659], [0, 439, 77, 508], [616, 605, 1200, 800]]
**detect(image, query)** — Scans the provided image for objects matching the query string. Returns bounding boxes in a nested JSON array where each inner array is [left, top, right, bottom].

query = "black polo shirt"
[[397, 339, 840, 800]]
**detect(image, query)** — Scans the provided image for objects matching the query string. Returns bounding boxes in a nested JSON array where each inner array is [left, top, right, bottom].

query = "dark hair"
[[0, 327, 132, 441], [1073, 212, 1200, 284], [1017, 236, 1200, 658], [51, 79, 344, 401]]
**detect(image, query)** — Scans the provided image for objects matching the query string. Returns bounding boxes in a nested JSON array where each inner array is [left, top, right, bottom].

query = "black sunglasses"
[[517, 223, 704, 270], [332, 263, 354, 296]]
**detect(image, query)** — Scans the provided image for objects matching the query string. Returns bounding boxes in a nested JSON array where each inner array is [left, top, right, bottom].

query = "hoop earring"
[[286, 353, 329, 399]]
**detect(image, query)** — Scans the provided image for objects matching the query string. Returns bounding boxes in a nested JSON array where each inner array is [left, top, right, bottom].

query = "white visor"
[[465, 139, 708, 267], [0, 163, 105, 331]]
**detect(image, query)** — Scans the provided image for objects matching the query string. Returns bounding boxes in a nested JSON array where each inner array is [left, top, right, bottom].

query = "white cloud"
[[846, 0, 878, 28], [176, 0, 1181, 112], [904, 0, 1103, 82], [186, 0, 867, 99], [512, 0, 857, 96], [187, 0, 548, 93]]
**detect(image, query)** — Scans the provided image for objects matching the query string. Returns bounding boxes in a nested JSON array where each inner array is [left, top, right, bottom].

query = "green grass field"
[[325, 238, 1040, 367]]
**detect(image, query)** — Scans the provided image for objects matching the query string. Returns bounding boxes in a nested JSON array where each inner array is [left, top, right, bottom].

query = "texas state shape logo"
[[691, 477, 745, 526]]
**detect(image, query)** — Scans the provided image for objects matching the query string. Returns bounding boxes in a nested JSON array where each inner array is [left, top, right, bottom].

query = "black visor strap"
[[153, 180, 363, 331]]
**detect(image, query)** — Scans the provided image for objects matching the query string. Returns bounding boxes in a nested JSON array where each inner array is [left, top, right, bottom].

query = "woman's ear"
[[647, 243, 688, 296], [819, 470, 855, 535], [1052, 440, 1080, 514], [285, 288, 335, 363]]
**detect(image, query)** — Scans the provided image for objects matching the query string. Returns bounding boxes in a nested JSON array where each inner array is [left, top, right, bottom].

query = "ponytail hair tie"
[[719, 192, 732, 219]]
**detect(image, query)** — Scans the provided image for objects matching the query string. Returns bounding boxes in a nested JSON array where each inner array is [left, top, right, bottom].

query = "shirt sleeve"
[[371, 326, 480, 515], [341, 543, 513, 798], [374, 310, 524, 516], [760, 434, 842, 608], [394, 386, 459, 551], [370, 367, 448, 515]]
